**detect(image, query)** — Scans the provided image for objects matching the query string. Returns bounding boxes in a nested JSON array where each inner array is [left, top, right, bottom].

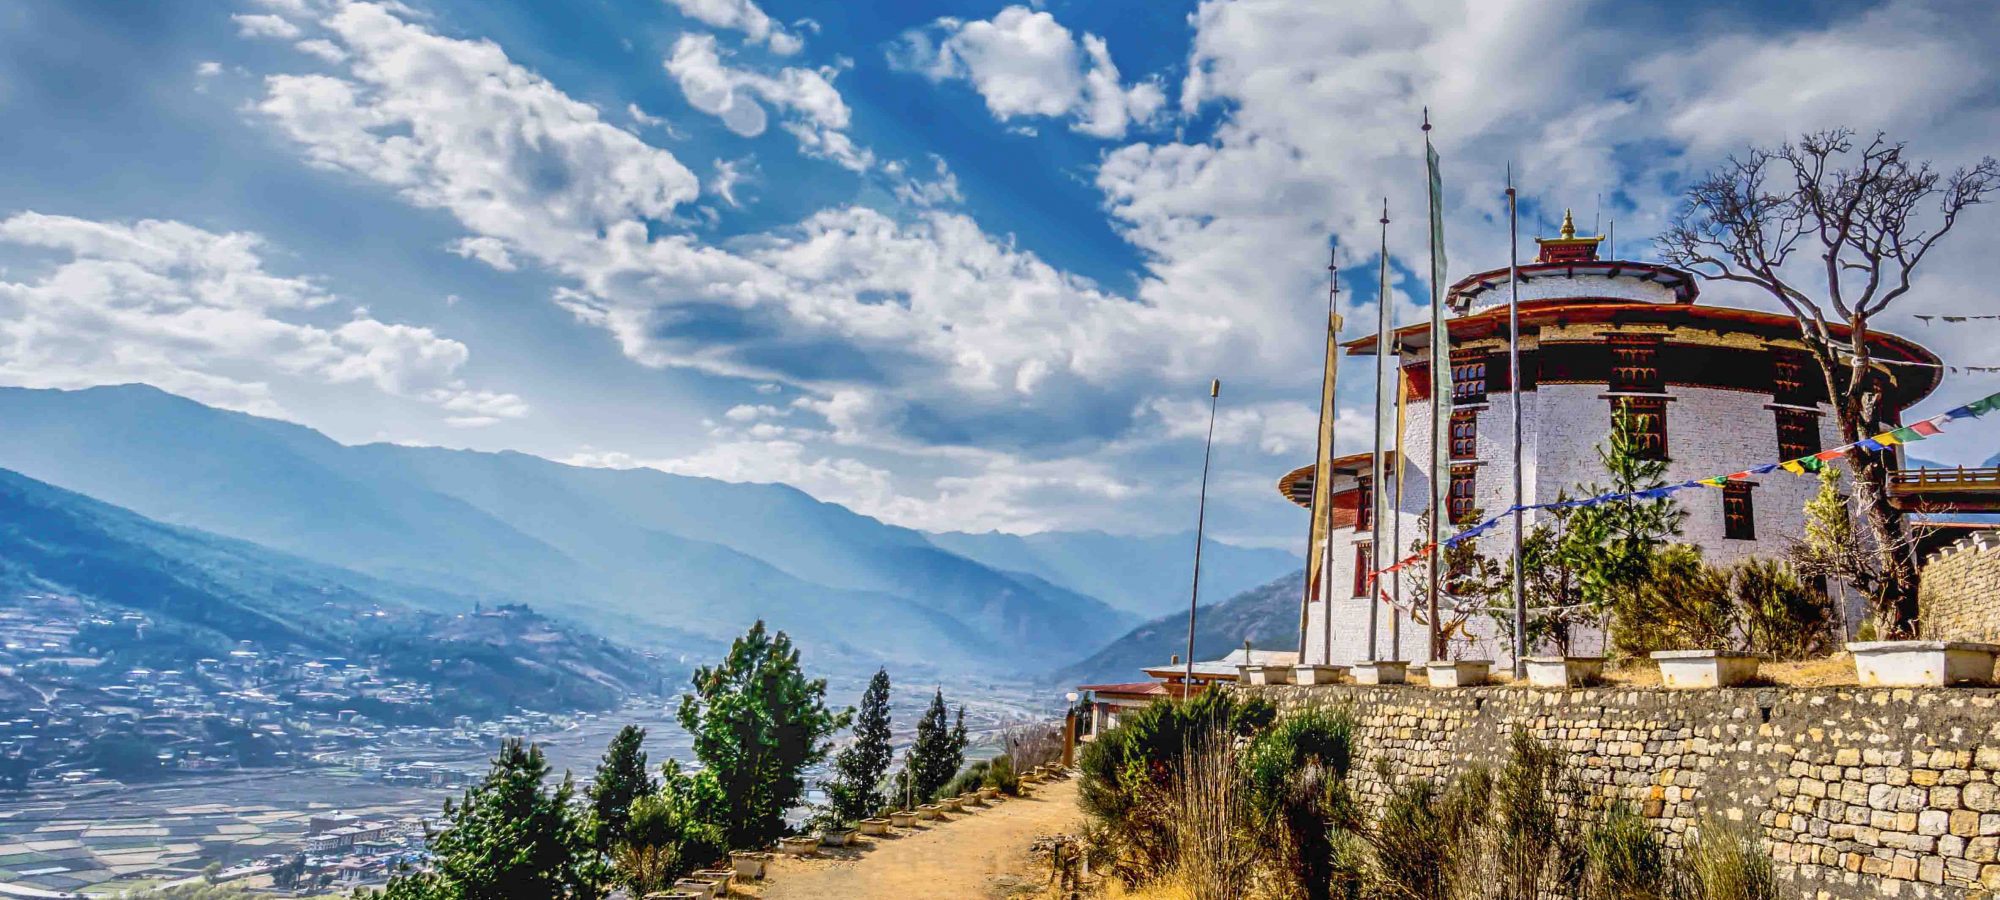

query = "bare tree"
[[1658, 130, 1999, 637]]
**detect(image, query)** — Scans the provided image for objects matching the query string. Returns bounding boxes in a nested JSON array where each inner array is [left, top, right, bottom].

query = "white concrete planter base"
[[1238, 664, 1295, 685], [820, 827, 857, 847], [673, 877, 721, 899], [1848, 641, 2000, 687], [729, 851, 769, 879], [858, 817, 890, 835], [1651, 650, 1762, 689], [1291, 664, 1351, 685], [916, 804, 942, 820], [1425, 660, 1493, 688], [888, 811, 918, 828], [977, 787, 1000, 801], [1523, 656, 1604, 688], [690, 869, 735, 892], [778, 836, 819, 856], [1352, 661, 1408, 685]]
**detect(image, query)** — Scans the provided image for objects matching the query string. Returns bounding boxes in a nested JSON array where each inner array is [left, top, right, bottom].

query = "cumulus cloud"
[[897, 6, 1164, 139], [0, 212, 523, 423], [234, 13, 303, 40], [664, 33, 871, 171], [661, 0, 802, 55]]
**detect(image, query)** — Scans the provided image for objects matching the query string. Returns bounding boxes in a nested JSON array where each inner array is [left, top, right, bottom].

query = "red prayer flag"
[[1814, 449, 1845, 461], [1909, 420, 1942, 437]]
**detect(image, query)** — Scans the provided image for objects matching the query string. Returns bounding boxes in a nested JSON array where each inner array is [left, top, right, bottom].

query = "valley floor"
[[745, 776, 1082, 900]]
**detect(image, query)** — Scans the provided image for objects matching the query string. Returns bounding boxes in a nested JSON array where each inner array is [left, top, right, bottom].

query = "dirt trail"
[[743, 777, 1082, 899]]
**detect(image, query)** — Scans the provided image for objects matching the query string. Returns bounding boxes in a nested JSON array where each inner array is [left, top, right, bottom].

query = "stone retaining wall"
[[1923, 533, 2000, 643], [1253, 683, 2000, 899]]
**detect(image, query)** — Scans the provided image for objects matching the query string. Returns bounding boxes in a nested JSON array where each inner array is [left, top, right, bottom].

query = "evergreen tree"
[[676, 620, 850, 848], [906, 688, 961, 802], [586, 725, 654, 853], [1561, 404, 1686, 619], [824, 668, 893, 824], [949, 706, 969, 774], [383, 739, 593, 900]]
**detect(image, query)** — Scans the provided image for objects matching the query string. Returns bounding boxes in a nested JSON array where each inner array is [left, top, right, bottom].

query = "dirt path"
[[743, 777, 1082, 899]]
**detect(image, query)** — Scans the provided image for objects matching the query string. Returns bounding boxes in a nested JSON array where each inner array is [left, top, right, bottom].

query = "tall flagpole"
[[1324, 246, 1342, 665], [1300, 246, 1344, 664], [1507, 167, 1526, 678], [1370, 202, 1390, 661], [1185, 378, 1221, 688], [1422, 109, 1451, 660], [1392, 365, 1405, 660]]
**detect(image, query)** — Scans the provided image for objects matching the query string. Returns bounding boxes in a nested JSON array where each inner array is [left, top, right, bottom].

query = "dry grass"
[[1596, 652, 1859, 688]]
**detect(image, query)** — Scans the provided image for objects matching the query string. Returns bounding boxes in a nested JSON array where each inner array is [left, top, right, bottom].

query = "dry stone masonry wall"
[[1922, 533, 2000, 644], [1254, 683, 2000, 899]]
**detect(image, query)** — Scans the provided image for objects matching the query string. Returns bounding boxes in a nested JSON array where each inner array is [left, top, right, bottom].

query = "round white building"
[[1281, 214, 1941, 666]]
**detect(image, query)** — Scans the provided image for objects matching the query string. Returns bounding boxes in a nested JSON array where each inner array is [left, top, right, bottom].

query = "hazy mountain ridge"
[[925, 529, 1300, 618], [0, 467, 658, 718], [0, 385, 1133, 674], [1050, 569, 1307, 686]]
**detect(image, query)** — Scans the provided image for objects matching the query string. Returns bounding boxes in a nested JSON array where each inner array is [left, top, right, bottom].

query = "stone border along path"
[[742, 774, 1082, 899]]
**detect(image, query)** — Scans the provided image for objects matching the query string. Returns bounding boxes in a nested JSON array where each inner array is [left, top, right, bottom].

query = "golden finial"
[[1559, 208, 1576, 240]]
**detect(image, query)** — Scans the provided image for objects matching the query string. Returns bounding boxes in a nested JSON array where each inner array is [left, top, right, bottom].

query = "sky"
[[1, 0, 1997, 550]]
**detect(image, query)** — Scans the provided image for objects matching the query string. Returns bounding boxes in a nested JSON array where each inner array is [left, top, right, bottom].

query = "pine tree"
[[825, 669, 893, 824], [1562, 404, 1686, 618], [587, 725, 653, 854], [906, 688, 960, 802], [383, 739, 593, 900], [949, 706, 968, 774], [676, 620, 850, 848]]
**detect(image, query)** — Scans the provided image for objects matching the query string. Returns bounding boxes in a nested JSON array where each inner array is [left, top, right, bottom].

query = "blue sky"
[[1, 0, 1996, 549]]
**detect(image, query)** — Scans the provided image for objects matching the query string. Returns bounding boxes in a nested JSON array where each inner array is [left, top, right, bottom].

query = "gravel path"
[[743, 777, 1082, 899]]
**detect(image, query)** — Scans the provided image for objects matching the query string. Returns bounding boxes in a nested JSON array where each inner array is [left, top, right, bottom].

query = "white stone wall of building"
[[1465, 272, 1679, 312], [1301, 368, 1857, 665]]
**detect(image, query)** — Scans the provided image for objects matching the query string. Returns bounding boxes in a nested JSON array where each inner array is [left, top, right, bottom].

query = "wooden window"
[[1772, 352, 1814, 406], [1450, 352, 1488, 405], [1614, 396, 1669, 461], [1448, 465, 1477, 525], [1450, 409, 1478, 460], [1607, 334, 1663, 393], [1775, 408, 1820, 460], [1356, 477, 1374, 532], [1353, 543, 1372, 598], [1723, 482, 1756, 540]]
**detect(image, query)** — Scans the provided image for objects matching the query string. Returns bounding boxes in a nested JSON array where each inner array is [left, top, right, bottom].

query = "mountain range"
[[0, 385, 1298, 677], [0, 467, 656, 718], [1051, 569, 1306, 686]]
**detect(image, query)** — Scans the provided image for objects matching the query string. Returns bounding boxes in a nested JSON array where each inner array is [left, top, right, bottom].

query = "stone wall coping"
[[1648, 649, 1764, 659], [1847, 640, 2000, 653], [1426, 659, 1494, 666]]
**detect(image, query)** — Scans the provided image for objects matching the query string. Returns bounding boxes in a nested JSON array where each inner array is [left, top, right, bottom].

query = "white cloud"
[[196, 60, 224, 78], [234, 13, 303, 40], [898, 6, 1164, 139], [448, 236, 518, 271], [0, 212, 523, 423], [708, 157, 752, 207], [664, 33, 871, 171], [661, 0, 802, 55], [295, 38, 349, 64]]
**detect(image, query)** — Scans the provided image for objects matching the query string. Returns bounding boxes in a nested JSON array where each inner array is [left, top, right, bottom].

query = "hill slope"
[[924, 530, 1299, 618], [1050, 569, 1305, 686], [0, 385, 1132, 674], [0, 467, 658, 717]]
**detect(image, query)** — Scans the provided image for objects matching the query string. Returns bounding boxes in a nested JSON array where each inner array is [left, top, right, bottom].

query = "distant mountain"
[[0, 467, 657, 718], [924, 529, 1300, 618], [1050, 570, 1305, 686], [0, 385, 1133, 675]]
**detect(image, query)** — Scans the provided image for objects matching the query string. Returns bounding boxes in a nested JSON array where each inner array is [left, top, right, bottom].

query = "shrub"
[[941, 759, 990, 798], [1368, 770, 1489, 899], [1164, 729, 1258, 900], [1078, 690, 1273, 884], [983, 753, 1019, 795], [1584, 804, 1669, 900], [1002, 721, 1065, 771], [1679, 817, 1777, 900], [1614, 544, 1734, 655], [1242, 706, 1358, 900], [1733, 559, 1836, 659], [1487, 728, 1587, 900]]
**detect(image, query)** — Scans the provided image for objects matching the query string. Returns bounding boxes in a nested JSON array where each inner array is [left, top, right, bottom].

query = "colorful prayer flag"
[[1909, 420, 1943, 437], [1888, 426, 1925, 443], [1857, 438, 1887, 452], [1814, 449, 1845, 461], [1873, 431, 1902, 446], [1779, 460, 1807, 475], [1699, 476, 1728, 488]]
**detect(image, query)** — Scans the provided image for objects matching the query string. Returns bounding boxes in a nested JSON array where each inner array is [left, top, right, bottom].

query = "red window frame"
[[1448, 465, 1477, 525], [1614, 396, 1669, 461], [1775, 408, 1820, 461], [1352, 543, 1372, 598], [1608, 334, 1663, 394], [1356, 477, 1374, 532], [1450, 409, 1478, 460]]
